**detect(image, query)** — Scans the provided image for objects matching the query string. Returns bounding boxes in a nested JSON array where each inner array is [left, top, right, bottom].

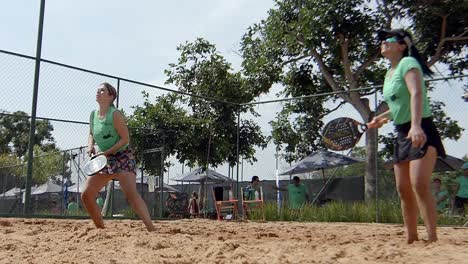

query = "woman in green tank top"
[[367, 29, 445, 244], [82, 82, 155, 232]]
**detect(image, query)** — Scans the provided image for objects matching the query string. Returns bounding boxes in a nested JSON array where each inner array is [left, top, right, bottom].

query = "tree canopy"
[[239, 0, 466, 200], [128, 39, 268, 176], [0, 110, 56, 156], [0, 110, 64, 185]]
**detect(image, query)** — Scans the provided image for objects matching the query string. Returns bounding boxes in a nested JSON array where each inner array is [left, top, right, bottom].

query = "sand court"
[[1, 218, 467, 263]]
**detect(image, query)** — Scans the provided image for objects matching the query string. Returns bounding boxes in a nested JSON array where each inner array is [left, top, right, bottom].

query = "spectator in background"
[[453, 162, 468, 215], [244, 176, 261, 200], [273, 176, 309, 209], [431, 178, 448, 214], [96, 194, 104, 210], [67, 198, 79, 216], [50, 200, 60, 215], [187, 192, 199, 218]]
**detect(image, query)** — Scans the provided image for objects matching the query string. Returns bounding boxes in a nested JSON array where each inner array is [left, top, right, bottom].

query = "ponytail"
[[403, 46, 433, 77]]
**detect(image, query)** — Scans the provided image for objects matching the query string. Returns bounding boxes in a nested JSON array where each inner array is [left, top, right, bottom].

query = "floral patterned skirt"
[[97, 147, 137, 175]]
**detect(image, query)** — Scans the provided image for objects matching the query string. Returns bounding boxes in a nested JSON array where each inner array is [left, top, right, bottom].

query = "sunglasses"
[[382, 36, 398, 43], [97, 87, 115, 97], [97, 88, 107, 94]]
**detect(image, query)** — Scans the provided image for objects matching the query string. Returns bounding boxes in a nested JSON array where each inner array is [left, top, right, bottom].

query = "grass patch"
[[246, 200, 465, 225]]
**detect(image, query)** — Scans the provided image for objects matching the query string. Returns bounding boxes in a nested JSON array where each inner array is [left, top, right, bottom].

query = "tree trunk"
[[347, 97, 376, 202], [365, 128, 378, 202]]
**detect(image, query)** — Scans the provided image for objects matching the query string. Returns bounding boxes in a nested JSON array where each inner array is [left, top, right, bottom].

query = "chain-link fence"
[[1, 48, 467, 221]]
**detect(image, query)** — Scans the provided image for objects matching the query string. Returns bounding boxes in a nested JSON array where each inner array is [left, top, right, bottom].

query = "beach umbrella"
[[279, 149, 363, 204], [279, 149, 363, 176]]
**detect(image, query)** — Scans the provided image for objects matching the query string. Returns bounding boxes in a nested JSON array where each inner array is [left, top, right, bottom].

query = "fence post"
[[374, 88, 379, 223], [24, 0, 46, 215], [236, 107, 240, 199]]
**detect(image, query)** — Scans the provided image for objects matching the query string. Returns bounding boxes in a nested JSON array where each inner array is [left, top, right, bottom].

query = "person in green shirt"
[[67, 198, 79, 216], [431, 178, 448, 214], [244, 176, 261, 201], [453, 163, 468, 214], [96, 195, 104, 209], [82, 82, 155, 231], [368, 29, 445, 244], [273, 176, 309, 209]]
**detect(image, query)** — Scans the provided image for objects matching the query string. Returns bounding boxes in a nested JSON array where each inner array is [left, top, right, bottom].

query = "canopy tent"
[[175, 167, 232, 183], [175, 167, 232, 211], [66, 175, 179, 193], [115, 175, 181, 193], [31, 181, 62, 195], [0, 185, 39, 198], [0, 187, 22, 199], [66, 184, 106, 193], [67, 184, 85, 193]]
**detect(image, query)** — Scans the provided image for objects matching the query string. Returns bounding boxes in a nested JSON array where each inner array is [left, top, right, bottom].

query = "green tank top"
[[91, 107, 128, 152], [383, 57, 432, 125]]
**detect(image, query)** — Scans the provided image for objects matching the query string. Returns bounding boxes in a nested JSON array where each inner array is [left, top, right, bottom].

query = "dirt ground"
[[0, 218, 467, 264]]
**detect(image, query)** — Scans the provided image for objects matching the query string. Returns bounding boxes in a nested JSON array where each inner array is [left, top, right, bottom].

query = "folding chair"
[[241, 186, 265, 221], [449, 195, 468, 227], [463, 204, 468, 227], [212, 186, 238, 221]]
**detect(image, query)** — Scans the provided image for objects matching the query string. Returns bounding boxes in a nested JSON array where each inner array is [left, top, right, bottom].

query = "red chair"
[[212, 186, 238, 221], [241, 186, 265, 221]]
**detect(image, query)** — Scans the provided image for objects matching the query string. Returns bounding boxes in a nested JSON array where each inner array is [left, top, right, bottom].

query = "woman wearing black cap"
[[367, 29, 445, 243]]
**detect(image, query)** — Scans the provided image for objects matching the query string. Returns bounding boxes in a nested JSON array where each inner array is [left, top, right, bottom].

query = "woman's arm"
[[87, 132, 96, 157], [102, 111, 130, 156], [405, 68, 426, 147], [87, 112, 96, 156], [367, 110, 391, 129]]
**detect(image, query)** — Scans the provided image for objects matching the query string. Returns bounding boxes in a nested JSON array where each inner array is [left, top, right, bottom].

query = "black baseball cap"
[[377, 29, 413, 42]]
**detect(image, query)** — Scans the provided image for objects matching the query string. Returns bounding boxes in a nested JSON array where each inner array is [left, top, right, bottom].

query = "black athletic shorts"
[[454, 196, 468, 209], [393, 117, 446, 164]]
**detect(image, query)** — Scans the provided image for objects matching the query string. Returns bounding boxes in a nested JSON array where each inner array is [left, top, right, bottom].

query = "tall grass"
[[246, 200, 465, 225], [36, 209, 88, 217]]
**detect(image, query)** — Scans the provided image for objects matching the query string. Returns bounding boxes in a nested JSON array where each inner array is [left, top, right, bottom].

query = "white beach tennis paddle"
[[82, 155, 107, 176]]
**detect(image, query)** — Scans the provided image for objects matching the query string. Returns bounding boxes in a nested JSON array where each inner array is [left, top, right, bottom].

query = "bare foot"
[[425, 235, 438, 243], [146, 224, 156, 232], [406, 235, 419, 244]]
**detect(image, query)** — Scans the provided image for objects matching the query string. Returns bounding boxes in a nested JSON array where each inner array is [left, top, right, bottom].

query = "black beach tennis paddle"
[[322, 117, 369, 151]]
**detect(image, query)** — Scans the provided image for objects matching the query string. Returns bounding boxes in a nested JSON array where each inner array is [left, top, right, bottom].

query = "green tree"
[[128, 39, 268, 175], [128, 93, 194, 175], [240, 0, 466, 201], [0, 146, 69, 186], [0, 154, 23, 177], [0, 110, 56, 156], [27, 146, 68, 185]]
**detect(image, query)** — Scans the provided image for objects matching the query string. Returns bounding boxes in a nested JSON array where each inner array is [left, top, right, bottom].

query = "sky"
[[0, 1, 466, 185]]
